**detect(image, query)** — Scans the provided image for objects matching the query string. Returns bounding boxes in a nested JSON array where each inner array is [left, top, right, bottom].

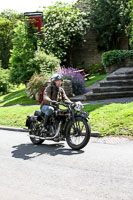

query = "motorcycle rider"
[[40, 73, 72, 132]]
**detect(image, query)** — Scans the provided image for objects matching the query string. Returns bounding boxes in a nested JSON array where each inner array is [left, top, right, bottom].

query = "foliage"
[[42, 1, 89, 62], [128, 0, 133, 48], [26, 73, 51, 100], [80, 0, 131, 50], [58, 67, 86, 95], [0, 10, 23, 69], [9, 21, 39, 84], [28, 49, 61, 76], [102, 50, 133, 68], [89, 64, 105, 75], [0, 17, 13, 69], [0, 9, 23, 21], [0, 66, 12, 95]]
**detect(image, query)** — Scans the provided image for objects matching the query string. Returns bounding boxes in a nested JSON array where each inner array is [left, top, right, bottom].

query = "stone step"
[[114, 67, 133, 75], [92, 86, 133, 93], [85, 91, 133, 101], [107, 74, 133, 81], [100, 80, 133, 87]]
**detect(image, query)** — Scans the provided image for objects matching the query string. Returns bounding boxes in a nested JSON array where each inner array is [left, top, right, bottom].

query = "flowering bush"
[[42, 2, 89, 61], [58, 67, 86, 95]]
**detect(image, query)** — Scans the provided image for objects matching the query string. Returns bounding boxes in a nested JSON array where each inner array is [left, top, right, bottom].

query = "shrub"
[[9, 21, 39, 84], [84, 0, 131, 51], [0, 66, 12, 95], [26, 73, 51, 100], [57, 67, 86, 95], [42, 2, 89, 62], [89, 63, 105, 75], [102, 50, 133, 68], [28, 49, 61, 76]]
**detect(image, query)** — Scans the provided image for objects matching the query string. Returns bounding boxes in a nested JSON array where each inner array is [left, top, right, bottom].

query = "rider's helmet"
[[51, 74, 63, 85]]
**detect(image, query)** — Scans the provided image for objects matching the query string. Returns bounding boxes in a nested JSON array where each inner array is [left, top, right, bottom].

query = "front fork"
[[71, 110, 77, 130]]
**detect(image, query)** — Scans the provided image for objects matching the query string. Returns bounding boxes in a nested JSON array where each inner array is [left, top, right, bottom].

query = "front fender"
[[75, 113, 89, 120]]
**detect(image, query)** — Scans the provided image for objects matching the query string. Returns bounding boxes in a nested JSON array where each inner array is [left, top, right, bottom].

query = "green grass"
[[83, 103, 133, 137], [0, 105, 39, 128], [0, 76, 133, 137], [0, 74, 106, 107], [0, 103, 132, 137], [0, 85, 38, 106], [86, 73, 107, 87]]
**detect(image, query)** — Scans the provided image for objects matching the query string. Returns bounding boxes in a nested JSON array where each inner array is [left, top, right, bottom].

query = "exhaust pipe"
[[29, 121, 62, 140]]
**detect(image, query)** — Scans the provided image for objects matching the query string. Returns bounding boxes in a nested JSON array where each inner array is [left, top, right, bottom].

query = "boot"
[[42, 115, 49, 132]]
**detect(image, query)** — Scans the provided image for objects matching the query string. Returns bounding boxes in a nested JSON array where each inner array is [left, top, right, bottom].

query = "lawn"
[[0, 76, 133, 137], [0, 74, 106, 106], [83, 103, 133, 137], [85, 73, 106, 87], [0, 102, 133, 137], [0, 85, 38, 107]]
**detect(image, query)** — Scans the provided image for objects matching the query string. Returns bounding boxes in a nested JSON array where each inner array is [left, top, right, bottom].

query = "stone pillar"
[[62, 79, 73, 97]]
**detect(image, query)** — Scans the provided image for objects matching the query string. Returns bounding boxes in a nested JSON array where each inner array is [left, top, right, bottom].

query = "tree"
[[79, 0, 131, 50], [9, 21, 39, 84], [42, 2, 89, 63], [0, 17, 13, 68], [0, 9, 23, 22], [128, 0, 133, 48], [0, 10, 23, 69]]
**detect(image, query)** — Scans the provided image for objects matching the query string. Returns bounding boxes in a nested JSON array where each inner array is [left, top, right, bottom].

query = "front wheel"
[[66, 117, 91, 150]]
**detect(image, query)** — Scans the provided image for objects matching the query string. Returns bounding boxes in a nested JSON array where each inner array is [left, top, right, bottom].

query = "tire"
[[29, 122, 44, 145], [66, 117, 91, 150], [30, 137, 44, 145]]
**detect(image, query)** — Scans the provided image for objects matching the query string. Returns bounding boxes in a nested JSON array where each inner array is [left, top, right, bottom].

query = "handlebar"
[[50, 100, 74, 108]]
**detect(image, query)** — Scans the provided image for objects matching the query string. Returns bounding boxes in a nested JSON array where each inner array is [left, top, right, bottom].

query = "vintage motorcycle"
[[26, 101, 91, 150]]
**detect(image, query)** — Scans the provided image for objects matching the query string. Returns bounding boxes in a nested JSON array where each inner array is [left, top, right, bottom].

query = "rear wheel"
[[29, 122, 44, 145], [66, 117, 91, 150]]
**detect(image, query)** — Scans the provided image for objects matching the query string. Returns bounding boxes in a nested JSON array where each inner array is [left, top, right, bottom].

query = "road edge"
[[0, 126, 100, 137]]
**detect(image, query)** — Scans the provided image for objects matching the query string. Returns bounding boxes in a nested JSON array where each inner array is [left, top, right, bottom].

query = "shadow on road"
[[11, 143, 84, 160]]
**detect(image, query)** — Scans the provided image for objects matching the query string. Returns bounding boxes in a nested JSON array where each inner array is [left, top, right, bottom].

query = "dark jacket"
[[40, 85, 71, 108]]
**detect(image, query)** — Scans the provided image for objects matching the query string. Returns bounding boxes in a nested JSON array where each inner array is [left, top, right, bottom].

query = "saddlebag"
[[25, 115, 37, 127]]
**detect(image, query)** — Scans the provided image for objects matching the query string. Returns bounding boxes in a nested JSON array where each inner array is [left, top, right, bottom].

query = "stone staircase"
[[85, 67, 133, 101]]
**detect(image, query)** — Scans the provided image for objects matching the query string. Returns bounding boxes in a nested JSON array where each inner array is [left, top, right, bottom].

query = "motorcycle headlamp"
[[74, 101, 84, 111]]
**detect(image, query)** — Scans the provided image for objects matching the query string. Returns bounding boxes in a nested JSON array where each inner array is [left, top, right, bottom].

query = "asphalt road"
[[0, 130, 133, 200]]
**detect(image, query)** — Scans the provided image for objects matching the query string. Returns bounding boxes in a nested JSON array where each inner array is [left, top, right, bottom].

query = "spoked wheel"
[[66, 117, 91, 150], [29, 122, 44, 145]]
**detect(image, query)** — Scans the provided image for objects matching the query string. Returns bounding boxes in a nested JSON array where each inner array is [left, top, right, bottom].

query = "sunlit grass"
[[86, 73, 106, 87], [83, 103, 133, 137], [0, 84, 38, 106], [0, 77, 133, 137]]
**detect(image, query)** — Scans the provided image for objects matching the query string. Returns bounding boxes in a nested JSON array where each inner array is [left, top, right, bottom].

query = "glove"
[[50, 100, 58, 106]]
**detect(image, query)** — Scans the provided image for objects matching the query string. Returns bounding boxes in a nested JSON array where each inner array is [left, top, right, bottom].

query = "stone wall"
[[62, 80, 73, 97], [105, 58, 133, 74], [70, 30, 129, 73], [70, 31, 102, 71]]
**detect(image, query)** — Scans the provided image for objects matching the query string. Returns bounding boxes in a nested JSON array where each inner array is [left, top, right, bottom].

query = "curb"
[[0, 126, 100, 137], [0, 126, 29, 132]]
